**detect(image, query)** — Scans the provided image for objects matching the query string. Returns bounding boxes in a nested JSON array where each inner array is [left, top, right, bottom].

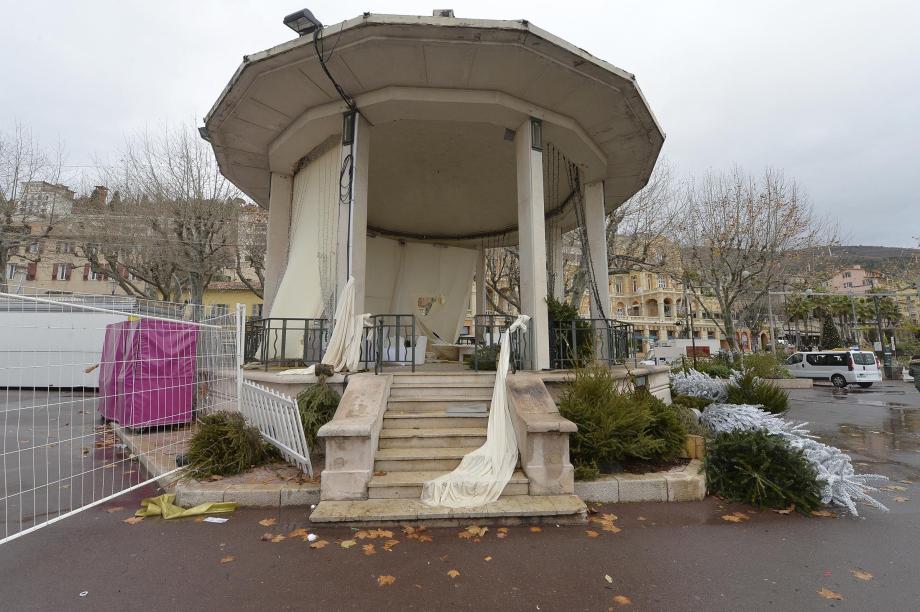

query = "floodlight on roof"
[[283, 8, 323, 36]]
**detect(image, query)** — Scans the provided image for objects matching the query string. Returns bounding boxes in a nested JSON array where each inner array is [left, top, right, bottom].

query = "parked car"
[[785, 350, 881, 388]]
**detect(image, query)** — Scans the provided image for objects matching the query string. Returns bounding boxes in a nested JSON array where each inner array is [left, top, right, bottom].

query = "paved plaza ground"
[[1, 381, 918, 611]]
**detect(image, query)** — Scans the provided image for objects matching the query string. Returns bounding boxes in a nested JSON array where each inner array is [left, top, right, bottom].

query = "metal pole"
[[687, 288, 698, 368], [767, 291, 776, 355], [849, 294, 859, 346]]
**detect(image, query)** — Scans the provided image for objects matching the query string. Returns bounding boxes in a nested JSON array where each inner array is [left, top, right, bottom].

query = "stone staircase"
[[310, 371, 585, 525]]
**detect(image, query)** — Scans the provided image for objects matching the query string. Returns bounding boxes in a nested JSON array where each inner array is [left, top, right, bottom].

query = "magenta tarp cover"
[[98, 319, 198, 427]]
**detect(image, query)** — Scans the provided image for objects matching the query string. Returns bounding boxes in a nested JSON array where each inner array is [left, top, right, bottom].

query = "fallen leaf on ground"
[[496, 527, 509, 539], [309, 540, 329, 549], [372, 529, 394, 539], [439, 555, 449, 562], [602, 513, 617, 522], [586, 530, 600, 538], [382, 539, 399, 551], [340, 539, 357, 549], [882, 485, 906, 492], [604, 574, 613, 584], [772, 505, 795, 515], [105, 506, 124, 513], [612, 595, 632, 606], [220, 555, 235, 564], [893, 496, 909, 503], [459, 525, 487, 540], [258, 518, 277, 527], [529, 526, 543, 533], [363, 544, 376, 556], [270, 534, 286, 543], [123, 516, 144, 525], [209, 475, 224, 481], [720, 513, 749, 523], [377, 575, 396, 586], [288, 528, 309, 538], [373, 471, 387, 477], [637, 516, 646, 521], [851, 569, 873, 581], [260, 533, 274, 541], [416, 533, 433, 543], [602, 524, 622, 533], [817, 587, 843, 600], [811, 510, 837, 518], [447, 569, 460, 579], [484, 556, 492, 562]]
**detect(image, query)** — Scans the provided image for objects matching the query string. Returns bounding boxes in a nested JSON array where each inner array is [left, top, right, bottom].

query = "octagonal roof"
[[204, 12, 665, 215]]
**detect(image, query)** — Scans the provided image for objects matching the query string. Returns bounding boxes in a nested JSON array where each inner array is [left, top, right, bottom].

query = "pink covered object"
[[98, 319, 198, 428]]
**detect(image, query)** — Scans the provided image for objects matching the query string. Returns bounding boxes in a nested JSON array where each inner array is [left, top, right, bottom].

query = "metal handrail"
[[472, 314, 527, 372], [363, 314, 417, 374], [550, 318, 632, 369], [244, 317, 330, 371]]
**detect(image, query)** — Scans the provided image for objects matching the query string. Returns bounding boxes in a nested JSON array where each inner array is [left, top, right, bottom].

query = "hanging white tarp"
[[421, 315, 529, 508], [279, 277, 370, 376]]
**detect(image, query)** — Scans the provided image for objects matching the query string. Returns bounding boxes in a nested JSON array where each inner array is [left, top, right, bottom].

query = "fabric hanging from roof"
[[420, 315, 529, 508], [279, 276, 370, 375]]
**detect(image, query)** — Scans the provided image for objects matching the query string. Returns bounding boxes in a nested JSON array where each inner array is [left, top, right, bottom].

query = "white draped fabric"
[[279, 277, 370, 376], [421, 315, 530, 508]]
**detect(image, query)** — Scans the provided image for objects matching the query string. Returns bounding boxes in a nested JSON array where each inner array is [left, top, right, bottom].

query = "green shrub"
[[559, 365, 687, 478], [726, 369, 790, 414], [185, 411, 271, 479], [689, 358, 733, 379], [741, 353, 793, 379], [297, 378, 340, 451], [704, 429, 821, 512], [671, 393, 713, 411], [468, 344, 500, 370]]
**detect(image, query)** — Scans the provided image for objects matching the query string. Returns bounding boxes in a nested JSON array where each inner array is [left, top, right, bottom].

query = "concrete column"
[[515, 118, 550, 370], [546, 224, 564, 300], [476, 245, 487, 316], [264, 172, 293, 316], [336, 113, 370, 315], [584, 181, 612, 320], [658, 299, 665, 321]]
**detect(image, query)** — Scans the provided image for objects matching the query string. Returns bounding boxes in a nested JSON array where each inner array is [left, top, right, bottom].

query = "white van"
[[785, 350, 881, 388]]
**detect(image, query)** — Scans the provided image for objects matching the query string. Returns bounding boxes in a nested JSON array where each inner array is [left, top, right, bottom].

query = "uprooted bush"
[[185, 411, 273, 479], [297, 377, 341, 452], [726, 369, 790, 414], [559, 365, 687, 480], [704, 429, 821, 513]]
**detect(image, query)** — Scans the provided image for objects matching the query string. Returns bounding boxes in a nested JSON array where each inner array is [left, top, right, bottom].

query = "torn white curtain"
[[421, 315, 530, 508], [279, 276, 370, 375]]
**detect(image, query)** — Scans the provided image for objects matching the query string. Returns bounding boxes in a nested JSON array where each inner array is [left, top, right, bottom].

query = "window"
[[843, 282, 852, 288], [787, 353, 803, 365], [658, 276, 666, 289], [843, 271, 852, 278], [90, 270, 103, 281], [28, 242, 40, 253], [616, 306, 625, 317], [614, 280, 622, 294], [666, 330, 675, 340], [707, 331, 716, 340], [251, 303, 263, 319], [647, 275, 653, 290], [853, 352, 875, 366], [631, 277, 638, 292], [6, 264, 17, 279], [805, 354, 824, 366], [54, 264, 70, 281]]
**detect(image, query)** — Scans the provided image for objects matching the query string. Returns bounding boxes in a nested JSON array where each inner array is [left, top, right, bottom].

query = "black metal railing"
[[244, 318, 330, 370], [550, 318, 632, 369], [363, 314, 417, 374], [472, 314, 528, 372]]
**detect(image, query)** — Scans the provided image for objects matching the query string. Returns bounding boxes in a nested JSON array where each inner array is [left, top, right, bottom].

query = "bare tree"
[[235, 205, 266, 299], [567, 160, 678, 308], [484, 246, 521, 315], [76, 124, 242, 304], [0, 123, 64, 292], [674, 167, 836, 351]]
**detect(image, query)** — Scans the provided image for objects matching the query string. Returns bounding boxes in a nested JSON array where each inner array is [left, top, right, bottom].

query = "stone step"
[[367, 469, 529, 499], [378, 427, 487, 449], [387, 398, 492, 412], [390, 373, 495, 385], [388, 385, 494, 399], [309, 495, 588, 525], [382, 412, 489, 429], [374, 446, 479, 472]]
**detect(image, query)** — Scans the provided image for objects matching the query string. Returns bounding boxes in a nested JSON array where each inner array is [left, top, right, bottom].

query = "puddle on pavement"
[[824, 410, 920, 477]]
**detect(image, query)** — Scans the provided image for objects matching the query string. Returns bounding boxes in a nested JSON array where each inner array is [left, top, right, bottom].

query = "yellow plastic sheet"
[[135, 493, 237, 519]]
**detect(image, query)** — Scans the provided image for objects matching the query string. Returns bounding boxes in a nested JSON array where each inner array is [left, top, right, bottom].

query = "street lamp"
[[283, 8, 323, 36]]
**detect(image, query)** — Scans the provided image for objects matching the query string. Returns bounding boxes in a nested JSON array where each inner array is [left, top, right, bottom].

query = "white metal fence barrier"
[[0, 289, 242, 544], [240, 380, 313, 477]]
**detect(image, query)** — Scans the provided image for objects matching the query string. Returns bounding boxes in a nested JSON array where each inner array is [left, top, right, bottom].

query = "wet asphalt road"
[[1, 382, 919, 611]]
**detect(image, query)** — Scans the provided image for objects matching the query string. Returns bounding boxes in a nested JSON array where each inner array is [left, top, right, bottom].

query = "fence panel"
[[240, 380, 312, 477], [0, 290, 241, 545]]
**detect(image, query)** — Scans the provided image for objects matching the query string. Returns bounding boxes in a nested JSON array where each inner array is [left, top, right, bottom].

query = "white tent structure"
[[204, 10, 663, 371]]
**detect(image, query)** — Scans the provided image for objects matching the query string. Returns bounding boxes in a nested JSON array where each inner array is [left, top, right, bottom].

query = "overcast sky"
[[2, 0, 918, 246]]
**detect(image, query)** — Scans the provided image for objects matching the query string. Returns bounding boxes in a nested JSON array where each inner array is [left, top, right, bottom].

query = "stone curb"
[[113, 425, 321, 508], [574, 459, 706, 503]]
